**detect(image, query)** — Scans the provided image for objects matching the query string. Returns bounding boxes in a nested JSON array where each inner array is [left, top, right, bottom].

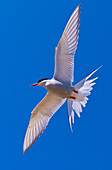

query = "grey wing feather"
[[54, 4, 81, 85], [23, 92, 66, 153]]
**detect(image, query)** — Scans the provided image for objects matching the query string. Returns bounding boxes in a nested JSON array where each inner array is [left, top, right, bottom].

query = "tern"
[[23, 4, 101, 154]]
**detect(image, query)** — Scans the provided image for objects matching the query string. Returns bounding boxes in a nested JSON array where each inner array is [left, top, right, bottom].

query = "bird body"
[[23, 4, 101, 154], [43, 78, 73, 98]]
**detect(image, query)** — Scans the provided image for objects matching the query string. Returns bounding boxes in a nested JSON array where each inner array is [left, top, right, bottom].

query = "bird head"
[[30, 78, 49, 87]]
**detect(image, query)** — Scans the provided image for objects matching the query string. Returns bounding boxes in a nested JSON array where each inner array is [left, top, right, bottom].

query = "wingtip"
[[23, 146, 29, 154], [78, 4, 81, 11], [22, 126, 42, 154], [75, 4, 81, 12], [78, 3, 81, 7], [23, 146, 26, 154]]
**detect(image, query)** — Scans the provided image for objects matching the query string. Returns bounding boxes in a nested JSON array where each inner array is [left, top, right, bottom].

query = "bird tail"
[[67, 66, 101, 131]]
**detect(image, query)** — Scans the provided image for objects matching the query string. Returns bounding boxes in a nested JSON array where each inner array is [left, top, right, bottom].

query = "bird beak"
[[30, 83, 38, 87]]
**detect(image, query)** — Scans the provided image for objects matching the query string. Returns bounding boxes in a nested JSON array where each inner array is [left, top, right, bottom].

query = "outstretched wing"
[[23, 92, 66, 154], [54, 4, 81, 85]]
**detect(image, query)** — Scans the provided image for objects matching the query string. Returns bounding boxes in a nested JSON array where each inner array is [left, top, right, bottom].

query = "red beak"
[[30, 83, 38, 87]]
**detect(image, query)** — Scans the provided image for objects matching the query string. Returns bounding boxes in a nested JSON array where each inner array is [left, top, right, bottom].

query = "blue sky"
[[0, 0, 112, 169]]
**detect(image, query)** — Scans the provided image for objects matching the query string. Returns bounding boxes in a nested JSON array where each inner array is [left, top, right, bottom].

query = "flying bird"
[[23, 4, 101, 154]]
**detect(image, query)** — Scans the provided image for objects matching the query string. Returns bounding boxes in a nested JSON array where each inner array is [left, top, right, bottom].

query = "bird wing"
[[23, 92, 66, 153], [53, 4, 81, 85]]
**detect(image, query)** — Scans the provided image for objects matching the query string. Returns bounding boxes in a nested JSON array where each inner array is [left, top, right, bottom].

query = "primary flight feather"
[[23, 4, 101, 154]]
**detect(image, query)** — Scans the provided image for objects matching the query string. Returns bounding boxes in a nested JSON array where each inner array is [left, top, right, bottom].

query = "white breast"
[[45, 79, 72, 98]]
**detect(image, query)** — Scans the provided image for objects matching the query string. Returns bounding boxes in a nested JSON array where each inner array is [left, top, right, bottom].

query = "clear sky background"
[[0, 0, 112, 170]]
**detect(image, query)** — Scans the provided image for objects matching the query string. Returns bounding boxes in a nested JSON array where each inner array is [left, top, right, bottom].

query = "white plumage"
[[23, 4, 101, 154], [23, 93, 66, 152], [54, 5, 80, 84]]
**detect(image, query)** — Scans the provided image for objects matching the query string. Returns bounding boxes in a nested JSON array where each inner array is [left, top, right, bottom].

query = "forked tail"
[[67, 66, 102, 131]]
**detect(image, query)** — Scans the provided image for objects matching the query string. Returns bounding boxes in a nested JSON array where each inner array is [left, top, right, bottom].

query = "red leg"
[[73, 89, 78, 94], [70, 96, 76, 100]]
